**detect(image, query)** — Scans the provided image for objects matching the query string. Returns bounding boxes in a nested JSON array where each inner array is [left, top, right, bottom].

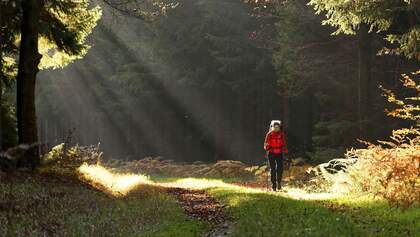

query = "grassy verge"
[[323, 196, 420, 236], [1, 166, 418, 237], [146, 175, 419, 237], [207, 185, 419, 237], [0, 172, 207, 237]]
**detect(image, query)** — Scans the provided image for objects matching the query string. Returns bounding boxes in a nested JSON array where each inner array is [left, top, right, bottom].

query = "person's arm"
[[264, 132, 271, 151]]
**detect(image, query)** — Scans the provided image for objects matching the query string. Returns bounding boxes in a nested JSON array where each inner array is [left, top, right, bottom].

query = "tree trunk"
[[16, 0, 43, 167], [302, 89, 313, 152], [282, 93, 290, 133], [0, 65, 3, 151], [0, 3, 3, 151], [358, 23, 372, 139], [214, 85, 224, 161]]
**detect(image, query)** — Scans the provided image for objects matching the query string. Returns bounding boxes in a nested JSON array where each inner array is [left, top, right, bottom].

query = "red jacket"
[[264, 131, 288, 155]]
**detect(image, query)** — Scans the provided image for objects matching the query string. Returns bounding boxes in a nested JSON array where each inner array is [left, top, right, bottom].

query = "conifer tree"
[[309, 0, 419, 139], [0, 0, 101, 166]]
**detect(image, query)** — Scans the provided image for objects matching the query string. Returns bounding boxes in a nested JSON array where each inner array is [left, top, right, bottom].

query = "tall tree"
[[0, 57, 2, 151], [0, 5, 3, 150], [16, 0, 44, 166], [309, 0, 420, 138], [358, 23, 372, 137], [270, 0, 358, 156], [36, 0, 279, 162], [0, 0, 20, 150], [0, 0, 101, 153]]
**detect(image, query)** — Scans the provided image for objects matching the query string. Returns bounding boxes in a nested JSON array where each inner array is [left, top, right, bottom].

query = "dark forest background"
[[2, 0, 418, 164]]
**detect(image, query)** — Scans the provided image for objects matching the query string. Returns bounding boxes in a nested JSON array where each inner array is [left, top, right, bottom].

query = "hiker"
[[264, 121, 288, 191]]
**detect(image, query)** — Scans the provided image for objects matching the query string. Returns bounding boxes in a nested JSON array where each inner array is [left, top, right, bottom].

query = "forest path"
[[79, 164, 342, 236], [144, 177, 341, 236], [163, 187, 231, 237]]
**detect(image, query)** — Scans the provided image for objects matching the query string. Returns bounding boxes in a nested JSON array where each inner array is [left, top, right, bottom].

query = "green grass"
[[0, 173, 207, 237], [206, 186, 420, 237], [139, 175, 420, 237], [148, 174, 251, 184], [1, 169, 418, 237], [325, 196, 420, 236], [146, 175, 420, 237]]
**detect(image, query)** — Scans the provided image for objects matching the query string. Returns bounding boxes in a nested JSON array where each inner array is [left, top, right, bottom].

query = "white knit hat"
[[269, 120, 282, 131]]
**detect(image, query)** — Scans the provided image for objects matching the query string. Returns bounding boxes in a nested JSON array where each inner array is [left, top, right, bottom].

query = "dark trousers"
[[268, 152, 283, 189]]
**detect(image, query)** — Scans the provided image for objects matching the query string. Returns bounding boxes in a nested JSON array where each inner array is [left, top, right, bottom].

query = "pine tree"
[[309, 0, 420, 60], [0, 0, 101, 165], [309, 0, 419, 139], [16, 0, 44, 167]]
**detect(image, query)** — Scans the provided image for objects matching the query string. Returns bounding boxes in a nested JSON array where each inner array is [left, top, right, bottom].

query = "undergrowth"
[[323, 71, 420, 208], [0, 145, 207, 237]]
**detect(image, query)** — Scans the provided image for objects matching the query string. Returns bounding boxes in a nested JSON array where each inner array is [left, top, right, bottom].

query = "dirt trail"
[[164, 187, 231, 237]]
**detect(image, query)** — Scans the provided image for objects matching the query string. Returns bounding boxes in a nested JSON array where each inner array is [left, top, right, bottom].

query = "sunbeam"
[[78, 163, 151, 196]]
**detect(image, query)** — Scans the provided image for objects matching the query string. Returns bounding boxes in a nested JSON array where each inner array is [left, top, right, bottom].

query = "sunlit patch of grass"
[[162, 177, 238, 189], [0, 169, 207, 237], [283, 187, 341, 200], [78, 163, 151, 196], [205, 186, 419, 237], [156, 177, 341, 201], [140, 175, 418, 236], [207, 187, 363, 237]]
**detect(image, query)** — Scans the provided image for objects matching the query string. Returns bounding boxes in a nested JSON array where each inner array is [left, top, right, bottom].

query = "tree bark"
[[213, 85, 224, 161], [282, 93, 290, 134], [16, 0, 43, 167], [0, 62, 3, 151], [358, 23, 372, 139], [0, 3, 3, 151], [302, 89, 313, 152]]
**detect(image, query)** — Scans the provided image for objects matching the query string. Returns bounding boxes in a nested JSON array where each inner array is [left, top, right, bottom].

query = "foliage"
[[0, 98, 17, 148], [313, 120, 358, 147], [0, 0, 101, 150], [273, 0, 341, 95], [101, 0, 179, 21], [346, 133, 420, 208], [42, 143, 103, 172], [36, 0, 280, 162], [0, 0, 102, 73], [38, 0, 102, 69], [309, 120, 358, 163], [270, 0, 368, 158], [330, 72, 420, 207], [33, 0, 416, 164], [103, 157, 313, 188], [309, 0, 420, 60], [381, 70, 420, 121], [41, 143, 65, 162], [307, 147, 346, 164], [105, 157, 257, 179]]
